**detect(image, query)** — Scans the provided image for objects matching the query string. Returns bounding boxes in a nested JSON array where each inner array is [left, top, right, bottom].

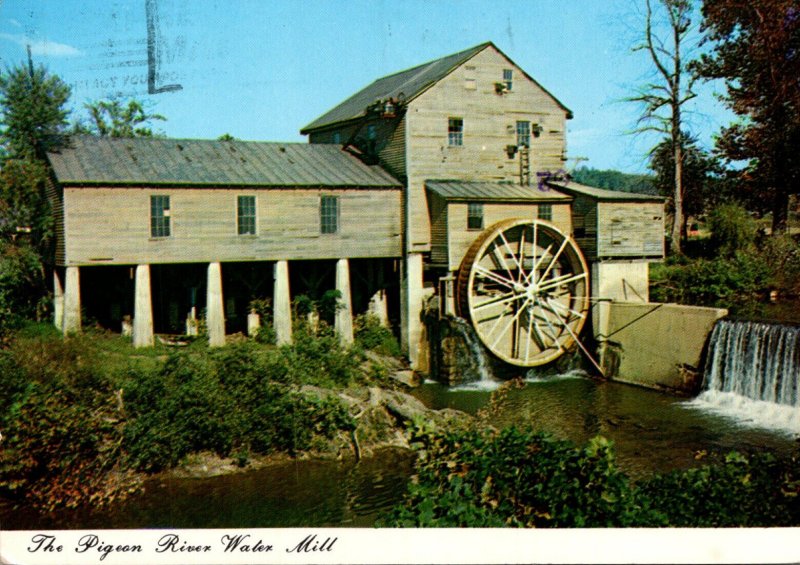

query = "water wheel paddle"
[[455, 218, 590, 367]]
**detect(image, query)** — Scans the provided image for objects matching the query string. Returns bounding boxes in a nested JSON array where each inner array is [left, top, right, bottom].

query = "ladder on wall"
[[519, 145, 530, 186]]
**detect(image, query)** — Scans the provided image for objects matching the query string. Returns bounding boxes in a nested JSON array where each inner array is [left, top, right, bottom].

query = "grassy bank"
[[0, 317, 408, 512]]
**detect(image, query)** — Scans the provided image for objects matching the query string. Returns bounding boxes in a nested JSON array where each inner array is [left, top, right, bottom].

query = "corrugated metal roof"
[[47, 136, 402, 188], [426, 180, 571, 201], [546, 180, 665, 202], [301, 42, 572, 134]]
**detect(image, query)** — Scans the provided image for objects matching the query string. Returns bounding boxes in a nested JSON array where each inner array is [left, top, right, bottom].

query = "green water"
[[4, 375, 798, 529]]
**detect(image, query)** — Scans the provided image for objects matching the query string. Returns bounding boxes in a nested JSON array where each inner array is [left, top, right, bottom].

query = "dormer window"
[[503, 69, 513, 91]]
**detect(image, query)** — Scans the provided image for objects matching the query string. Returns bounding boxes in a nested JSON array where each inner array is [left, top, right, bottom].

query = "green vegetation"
[[382, 425, 800, 527], [570, 167, 656, 195], [650, 202, 800, 307], [0, 320, 403, 511]]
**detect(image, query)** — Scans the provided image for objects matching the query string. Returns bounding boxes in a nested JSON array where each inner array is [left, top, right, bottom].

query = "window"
[[237, 195, 256, 235], [538, 203, 552, 221], [320, 195, 339, 234], [503, 68, 513, 91], [366, 124, 377, 140], [332, 132, 341, 144], [467, 202, 483, 230], [448, 117, 463, 146], [516, 121, 530, 147], [150, 195, 171, 237]]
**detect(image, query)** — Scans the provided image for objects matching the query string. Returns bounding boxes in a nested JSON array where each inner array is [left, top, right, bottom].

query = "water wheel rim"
[[456, 218, 590, 367]]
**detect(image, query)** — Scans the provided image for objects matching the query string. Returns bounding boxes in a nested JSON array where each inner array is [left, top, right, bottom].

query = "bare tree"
[[629, 0, 697, 254]]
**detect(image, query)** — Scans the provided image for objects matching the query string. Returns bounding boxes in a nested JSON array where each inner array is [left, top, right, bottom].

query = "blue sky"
[[0, 0, 734, 174]]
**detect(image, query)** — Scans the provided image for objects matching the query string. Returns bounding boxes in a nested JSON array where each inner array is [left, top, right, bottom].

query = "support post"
[[206, 262, 226, 347], [400, 252, 425, 369], [592, 298, 613, 374], [273, 260, 292, 345], [367, 289, 390, 327], [53, 269, 64, 331], [62, 266, 81, 334], [335, 258, 354, 345], [133, 264, 154, 347]]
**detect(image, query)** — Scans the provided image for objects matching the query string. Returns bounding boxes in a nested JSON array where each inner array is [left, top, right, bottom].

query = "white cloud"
[[0, 33, 82, 57]]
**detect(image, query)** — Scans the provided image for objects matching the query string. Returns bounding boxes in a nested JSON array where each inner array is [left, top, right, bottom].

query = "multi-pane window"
[[503, 68, 513, 91], [237, 195, 256, 235], [516, 121, 530, 147], [150, 195, 171, 237], [448, 117, 463, 146], [467, 202, 483, 230], [320, 195, 339, 234], [538, 203, 553, 221]]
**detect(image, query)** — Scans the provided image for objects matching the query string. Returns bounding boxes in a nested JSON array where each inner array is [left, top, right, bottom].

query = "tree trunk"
[[672, 141, 683, 254], [771, 188, 789, 234]]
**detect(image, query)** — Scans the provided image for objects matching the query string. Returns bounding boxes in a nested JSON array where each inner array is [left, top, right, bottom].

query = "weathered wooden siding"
[[570, 194, 599, 260], [63, 187, 402, 266], [428, 191, 449, 267], [446, 202, 571, 271], [45, 174, 66, 266], [596, 201, 664, 258], [309, 116, 407, 180], [405, 46, 569, 251]]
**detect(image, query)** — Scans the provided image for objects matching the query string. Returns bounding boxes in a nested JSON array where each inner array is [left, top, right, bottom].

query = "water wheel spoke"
[[525, 243, 553, 286], [517, 229, 527, 284], [488, 243, 516, 284], [474, 264, 516, 290], [539, 237, 569, 283], [472, 289, 524, 312], [490, 296, 532, 351], [524, 300, 536, 363], [546, 298, 587, 323], [536, 271, 588, 293], [498, 230, 526, 279]]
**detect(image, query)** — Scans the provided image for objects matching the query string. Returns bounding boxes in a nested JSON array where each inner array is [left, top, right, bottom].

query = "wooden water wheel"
[[455, 218, 590, 367]]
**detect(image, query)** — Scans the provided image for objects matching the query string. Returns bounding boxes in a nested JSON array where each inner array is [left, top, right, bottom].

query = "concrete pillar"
[[592, 298, 613, 374], [247, 310, 261, 337], [367, 289, 390, 327], [400, 253, 425, 369], [62, 266, 81, 334], [133, 264, 154, 348], [335, 258, 354, 345], [53, 269, 64, 331], [186, 306, 199, 336], [206, 262, 226, 347], [273, 260, 292, 345]]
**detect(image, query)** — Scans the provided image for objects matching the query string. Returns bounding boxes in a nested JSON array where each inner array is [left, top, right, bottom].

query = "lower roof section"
[[426, 179, 571, 202]]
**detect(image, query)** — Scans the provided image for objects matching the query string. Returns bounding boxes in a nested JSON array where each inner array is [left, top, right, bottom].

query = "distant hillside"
[[570, 167, 657, 195]]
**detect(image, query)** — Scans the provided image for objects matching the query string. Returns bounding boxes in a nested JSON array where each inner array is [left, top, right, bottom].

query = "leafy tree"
[[0, 63, 71, 160], [628, 0, 698, 254], [649, 131, 720, 235], [570, 167, 657, 194], [75, 98, 166, 138], [695, 0, 800, 233]]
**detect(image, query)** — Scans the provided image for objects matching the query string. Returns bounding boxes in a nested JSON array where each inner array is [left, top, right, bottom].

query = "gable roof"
[[47, 136, 402, 188], [301, 42, 572, 134], [546, 180, 665, 202], [426, 180, 571, 202]]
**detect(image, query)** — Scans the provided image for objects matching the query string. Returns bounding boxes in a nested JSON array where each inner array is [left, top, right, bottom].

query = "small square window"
[[366, 124, 377, 140], [448, 117, 463, 146], [150, 195, 171, 237], [320, 195, 339, 234], [467, 202, 483, 230], [516, 121, 530, 147], [237, 195, 256, 235], [538, 203, 552, 222], [503, 69, 513, 91], [332, 132, 341, 144]]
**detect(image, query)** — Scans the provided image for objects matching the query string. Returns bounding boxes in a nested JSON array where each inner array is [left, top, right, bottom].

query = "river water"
[[5, 370, 798, 530]]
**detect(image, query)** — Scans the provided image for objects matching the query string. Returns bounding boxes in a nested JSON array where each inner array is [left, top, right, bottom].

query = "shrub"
[[707, 202, 758, 257], [354, 313, 401, 357]]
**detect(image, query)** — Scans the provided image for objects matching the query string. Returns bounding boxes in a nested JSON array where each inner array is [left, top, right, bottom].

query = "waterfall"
[[689, 319, 800, 435], [448, 316, 493, 384]]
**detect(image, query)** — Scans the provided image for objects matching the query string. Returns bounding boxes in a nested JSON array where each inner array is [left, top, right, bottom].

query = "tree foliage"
[[649, 131, 721, 230], [0, 63, 70, 160], [695, 0, 800, 232], [629, 0, 698, 254], [75, 98, 166, 138], [570, 167, 657, 194]]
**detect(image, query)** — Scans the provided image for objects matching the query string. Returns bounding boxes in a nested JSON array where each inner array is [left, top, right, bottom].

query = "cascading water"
[[448, 316, 493, 384], [688, 319, 800, 435]]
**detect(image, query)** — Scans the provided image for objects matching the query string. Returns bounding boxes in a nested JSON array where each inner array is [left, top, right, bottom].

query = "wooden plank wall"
[[405, 46, 570, 251], [570, 194, 599, 260], [446, 202, 572, 271], [428, 191, 449, 267], [597, 201, 664, 258], [63, 187, 402, 266]]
